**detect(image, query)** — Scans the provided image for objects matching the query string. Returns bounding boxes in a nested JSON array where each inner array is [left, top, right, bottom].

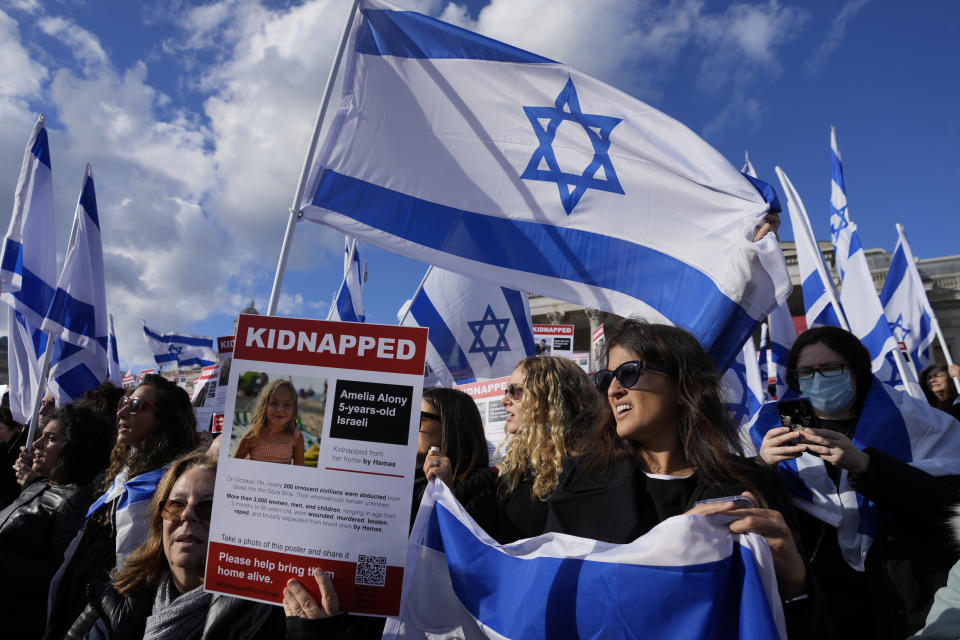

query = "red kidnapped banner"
[[207, 541, 403, 615], [234, 314, 427, 375]]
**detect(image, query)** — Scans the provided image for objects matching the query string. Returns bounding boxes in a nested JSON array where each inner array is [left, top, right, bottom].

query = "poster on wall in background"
[[571, 352, 590, 373], [456, 376, 510, 464], [533, 324, 574, 359], [138, 368, 155, 383], [205, 314, 427, 617], [191, 364, 222, 433], [591, 324, 606, 372], [121, 372, 136, 389]]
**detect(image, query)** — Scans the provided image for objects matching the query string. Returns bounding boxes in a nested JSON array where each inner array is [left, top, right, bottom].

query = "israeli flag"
[[107, 313, 121, 385], [721, 335, 764, 426], [142, 324, 217, 368], [746, 381, 960, 570], [301, 0, 791, 370], [0, 117, 57, 424], [879, 225, 935, 375], [384, 478, 786, 639], [398, 267, 535, 387], [776, 167, 844, 330], [327, 237, 365, 322], [86, 466, 167, 567], [829, 128, 899, 375], [767, 301, 798, 401]]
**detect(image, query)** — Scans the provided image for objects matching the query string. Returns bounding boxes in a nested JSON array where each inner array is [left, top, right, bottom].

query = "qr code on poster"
[[355, 554, 387, 586]]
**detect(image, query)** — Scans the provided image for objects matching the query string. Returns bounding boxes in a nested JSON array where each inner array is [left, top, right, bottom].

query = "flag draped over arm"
[[384, 478, 786, 639], [298, 0, 790, 369]]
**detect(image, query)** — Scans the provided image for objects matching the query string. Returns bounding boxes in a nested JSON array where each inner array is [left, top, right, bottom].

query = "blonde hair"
[[249, 379, 298, 438], [496, 356, 599, 500], [112, 451, 217, 596]]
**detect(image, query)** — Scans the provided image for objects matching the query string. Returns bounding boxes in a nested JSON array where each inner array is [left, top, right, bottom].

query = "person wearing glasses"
[[44, 375, 198, 640], [495, 356, 601, 543], [545, 320, 832, 638], [758, 326, 960, 638], [919, 363, 960, 421], [0, 403, 113, 638], [66, 451, 344, 639]]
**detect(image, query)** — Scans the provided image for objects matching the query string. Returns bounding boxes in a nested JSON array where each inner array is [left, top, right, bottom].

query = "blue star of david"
[[883, 352, 901, 387], [167, 344, 183, 355], [520, 77, 624, 215], [466, 306, 511, 366], [888, 313, 911, 341], [830, 206, 850, 243]]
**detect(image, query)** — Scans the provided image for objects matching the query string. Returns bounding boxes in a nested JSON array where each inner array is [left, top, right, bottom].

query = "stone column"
[[585, 308, 604, 372]]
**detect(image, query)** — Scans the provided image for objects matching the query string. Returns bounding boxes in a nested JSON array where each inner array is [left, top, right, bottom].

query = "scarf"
[[143, 572, 212, 640]]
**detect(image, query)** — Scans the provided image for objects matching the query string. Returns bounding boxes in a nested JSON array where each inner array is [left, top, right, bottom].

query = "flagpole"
[[398, 266, 434, 326], [774, 166, 849, 331], [897, 223, 960, 392], [266, 0, 361, 316], [25, 163, 90, 448]]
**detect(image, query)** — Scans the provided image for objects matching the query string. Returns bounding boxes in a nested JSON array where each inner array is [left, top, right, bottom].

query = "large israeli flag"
[[829, 128, 900, 377], [398, 267, 535, 387], [300, 0, 790, 370], [0, 117, 57, 424], [746, 380, 960, 571], [384, 478, 786, 639], [879, 225, 935, 376], [720, 335, 764, 426], [142, 324, 217, 368], [776, 167, 844, 330], [327, 236, 365, 322]]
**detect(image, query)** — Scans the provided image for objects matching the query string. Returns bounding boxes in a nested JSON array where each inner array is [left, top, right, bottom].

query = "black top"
[[496, 473, 550, 544]]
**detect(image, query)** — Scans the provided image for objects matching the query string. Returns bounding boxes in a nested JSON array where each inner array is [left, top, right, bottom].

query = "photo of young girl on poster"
[[234, 378, 306, 465]]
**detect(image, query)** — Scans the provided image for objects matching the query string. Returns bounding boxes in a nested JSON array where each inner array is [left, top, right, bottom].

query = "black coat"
[[545, 453, 837, 640], [0, 479, 93, 638]]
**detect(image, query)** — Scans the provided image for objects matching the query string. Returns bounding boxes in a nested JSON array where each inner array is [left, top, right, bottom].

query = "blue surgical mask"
[[799, 370, 855, 414]]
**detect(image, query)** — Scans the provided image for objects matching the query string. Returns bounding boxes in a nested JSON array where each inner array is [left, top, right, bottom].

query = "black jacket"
[[545, 453, 836, 640], [411, 466, 499, 536], [0, 479, 94, 638]]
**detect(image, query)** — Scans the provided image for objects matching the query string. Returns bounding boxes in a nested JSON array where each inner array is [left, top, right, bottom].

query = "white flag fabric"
[[879, 226, 936, 375], [43, 169, 111, 405], [829, 128, 900, 377], [142, 324, 217, 368], [767, 301, 798, 401], [745, 381, 960, 570], [776, 167, 844, 330], [327, 237, 365, 323], [398, 267, 535, 387], [0, 118, 56, 424], [384, 478, 786, 639], [720, 336, 764, 426], [85, 466, 167, 567], [300, 0, 790, 369], [107, 313, 121, 385]]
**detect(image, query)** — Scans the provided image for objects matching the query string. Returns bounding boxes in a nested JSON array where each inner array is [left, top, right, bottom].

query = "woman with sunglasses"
[[491, 356, 600, 543], [44, 375, 198, 640], [919, 363, 960, 421], [0, 403, 114, 638], [757, 326, 960, 639], [545, 320, 831, 638]]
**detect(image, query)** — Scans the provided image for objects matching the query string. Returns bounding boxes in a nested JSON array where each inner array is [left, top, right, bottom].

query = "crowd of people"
[[1, 320, 960, 638]]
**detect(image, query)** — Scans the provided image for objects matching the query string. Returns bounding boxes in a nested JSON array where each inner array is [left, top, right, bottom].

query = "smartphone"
[[777, 398, 815, 431], [694, 495, 756, 509]]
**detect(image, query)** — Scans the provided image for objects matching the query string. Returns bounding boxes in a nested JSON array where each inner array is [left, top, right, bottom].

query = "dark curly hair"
[[590, 320, 752, 489], [786, 326, 872, 414], [45, 403, 115, 485], [100, 374, 197, 493], [79, 381, 126, 427]]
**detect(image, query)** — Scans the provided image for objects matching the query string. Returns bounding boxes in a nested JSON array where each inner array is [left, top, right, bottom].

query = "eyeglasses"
[[503, 384, 524, 400], [791, 363, 846, 381], [419, 410, 441, 431], [159, 498, 213, 523], [117, 396, 156, 415], [594, 360, 673, 394]]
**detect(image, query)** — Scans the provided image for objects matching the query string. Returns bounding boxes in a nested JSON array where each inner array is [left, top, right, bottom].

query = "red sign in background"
[[207, 541, 403, 615]]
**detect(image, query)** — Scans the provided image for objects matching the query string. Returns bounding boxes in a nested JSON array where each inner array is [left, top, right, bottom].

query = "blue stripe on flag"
[[79, 176, 101, 231], [335, 282, 360, 322], [878, 246, 907, 307], [177, 357, 215, 368], [860, 315, 893, 361], [769, 343, 790, 365], [117, 467, 168, 511], [154, 353, 178, 364], [142, 326, 215, 347], [409, 288, 475, 383], [45, 288, 97, 340], [742, 174, 781, 214], [501, 287, 535, 355], [425, 502, 779, 639], [32, 127, 51, 170], [1, 239, 58, 317], [800, 271, 825, 310], [313, 170, 756, 366], [831, 149, 845, 192], [357, 9, 555, 63], [854, 378, 912, 463], [847, 231, 861, 259], [52, 361, 101, 402], [811, 303, 842, 329]]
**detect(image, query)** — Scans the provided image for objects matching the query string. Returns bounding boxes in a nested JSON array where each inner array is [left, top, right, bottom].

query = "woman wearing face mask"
[[0, 404, 113, 638], [759, 326, 960, 639]]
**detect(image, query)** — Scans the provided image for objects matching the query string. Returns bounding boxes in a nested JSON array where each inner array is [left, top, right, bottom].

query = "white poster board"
[[205, 314, 427, 616], [456, 376, 510, 464], [533, 324, 575, 359]]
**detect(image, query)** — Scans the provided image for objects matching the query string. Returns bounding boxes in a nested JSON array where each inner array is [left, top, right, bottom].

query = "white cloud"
[[37, 16, 109, 73], [807, 0, 871, 74]]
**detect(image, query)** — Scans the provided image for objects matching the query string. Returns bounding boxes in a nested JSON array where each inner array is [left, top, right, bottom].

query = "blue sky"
[[0, 0, 957, 370]]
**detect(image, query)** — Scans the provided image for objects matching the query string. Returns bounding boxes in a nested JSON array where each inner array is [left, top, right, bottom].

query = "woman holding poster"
[[234, 380, 305, 466]]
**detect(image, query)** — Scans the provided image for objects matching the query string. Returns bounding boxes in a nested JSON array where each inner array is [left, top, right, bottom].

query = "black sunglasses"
[[117, 396, 156, 415], [594, 360, 674, 393], [503, 384, 524, 400], [159, 498, 214, 523]]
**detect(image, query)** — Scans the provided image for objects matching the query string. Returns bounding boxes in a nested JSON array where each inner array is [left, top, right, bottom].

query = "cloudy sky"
[[1, 0, 957, 370]]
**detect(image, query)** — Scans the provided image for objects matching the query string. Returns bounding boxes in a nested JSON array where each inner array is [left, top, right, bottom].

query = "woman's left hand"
[[423, 450, 453, 489], [754, 213, 781, 241], [800, 428, 870, 474], [283, 568, 340, 619], [691, 492, 806, 598]]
